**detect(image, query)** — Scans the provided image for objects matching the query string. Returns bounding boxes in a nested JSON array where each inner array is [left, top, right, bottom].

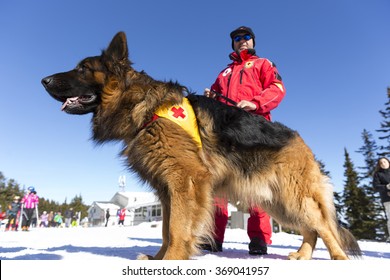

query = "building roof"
[[110, 192, 159, 208], [88, 192, 160, 212], [88, 202, 120, 212], [95, 202, 120, 209]]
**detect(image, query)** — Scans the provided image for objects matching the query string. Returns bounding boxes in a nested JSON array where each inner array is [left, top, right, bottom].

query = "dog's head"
[[41, 32, 130, 115]]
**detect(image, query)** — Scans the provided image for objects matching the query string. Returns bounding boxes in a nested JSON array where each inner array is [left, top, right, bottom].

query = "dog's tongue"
[[61, 97, 79, 111]]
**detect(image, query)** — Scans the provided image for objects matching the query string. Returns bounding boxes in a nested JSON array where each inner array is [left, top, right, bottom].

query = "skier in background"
[[20, 186, 39, 231]]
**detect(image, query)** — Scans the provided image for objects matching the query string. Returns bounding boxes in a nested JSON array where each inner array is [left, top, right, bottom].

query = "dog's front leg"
[[161, 190, 194, 260], [137, 199, 170, 260], [153, 201, 170, 260]]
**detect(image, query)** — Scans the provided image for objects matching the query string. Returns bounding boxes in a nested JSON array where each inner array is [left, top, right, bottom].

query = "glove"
[[204, 88, 216, 99]]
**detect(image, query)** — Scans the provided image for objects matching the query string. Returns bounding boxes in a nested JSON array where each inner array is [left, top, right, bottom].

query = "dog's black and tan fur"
[[42, 32, 361, 260]]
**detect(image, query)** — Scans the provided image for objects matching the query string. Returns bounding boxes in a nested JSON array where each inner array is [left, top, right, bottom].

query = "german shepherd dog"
[[42, 32, 361, 260]]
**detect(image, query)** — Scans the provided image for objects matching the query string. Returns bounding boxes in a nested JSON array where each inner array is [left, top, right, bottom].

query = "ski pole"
[[35, 205, 39, 228], [18, 204, 24, 231]]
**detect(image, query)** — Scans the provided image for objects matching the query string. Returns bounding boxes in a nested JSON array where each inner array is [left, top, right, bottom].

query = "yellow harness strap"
[[155, 98, 202, 148]]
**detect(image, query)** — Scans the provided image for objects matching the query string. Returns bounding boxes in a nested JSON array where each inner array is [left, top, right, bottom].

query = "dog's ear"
[[105, 32, 129, 62]]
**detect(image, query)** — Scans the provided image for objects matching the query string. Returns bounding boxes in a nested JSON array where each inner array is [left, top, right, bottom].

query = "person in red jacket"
[[204, 26, 286, 255], [118, 208, 126, 226]]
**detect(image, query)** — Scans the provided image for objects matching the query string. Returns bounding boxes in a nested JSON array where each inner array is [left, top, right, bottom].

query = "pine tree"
[[69, 194, 89, 219], [315, 158, 345, 222], [333, 191, 345, 226], [356, 130, 387, 240], [315, 157, 331, 177], [0, 173, 23, 211], [342, 148, 377, 240], [356, 129, 379, 178], [376, 87, 390, 157]]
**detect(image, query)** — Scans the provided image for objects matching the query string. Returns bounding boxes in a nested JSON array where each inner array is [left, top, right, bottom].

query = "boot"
[[248, 237, 268, 255], [200, 240, 223, 252]]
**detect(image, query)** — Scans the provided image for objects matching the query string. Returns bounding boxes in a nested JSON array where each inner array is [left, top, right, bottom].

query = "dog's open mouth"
[[61, 95, 97, 111]]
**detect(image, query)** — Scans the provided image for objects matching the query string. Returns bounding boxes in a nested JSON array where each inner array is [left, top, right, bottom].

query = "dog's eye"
[[77, 64, 91, 73]]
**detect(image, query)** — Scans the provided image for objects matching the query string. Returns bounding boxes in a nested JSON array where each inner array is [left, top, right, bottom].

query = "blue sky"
[[0, 0, 389, 205]]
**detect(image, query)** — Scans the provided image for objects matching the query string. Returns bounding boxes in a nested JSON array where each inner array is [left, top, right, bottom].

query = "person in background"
[[71, 212, 79, 227], [0, 205, 4, 220], [40, 211, 49, 227], [105, 209, 110, 227], [64, 208, 74, 228], [20, 186, 39, 231], [373, 157, 390, 242], [118, 208, 126, 226], [48, 211, 55, 227], [204, 26, 286, 254], [5, 196, 21, 231], [54, 212, 63, 227]]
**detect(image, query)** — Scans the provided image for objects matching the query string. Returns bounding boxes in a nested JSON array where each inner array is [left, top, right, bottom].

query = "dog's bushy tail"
[[338, 226, 362, 259]]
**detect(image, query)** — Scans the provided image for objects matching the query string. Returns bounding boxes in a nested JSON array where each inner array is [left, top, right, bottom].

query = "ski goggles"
[[233, 34, 252, 42]]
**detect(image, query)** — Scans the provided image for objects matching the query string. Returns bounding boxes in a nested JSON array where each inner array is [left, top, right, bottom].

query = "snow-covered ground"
[[1, 221, 389, 260], [1, 222, 389, 279]]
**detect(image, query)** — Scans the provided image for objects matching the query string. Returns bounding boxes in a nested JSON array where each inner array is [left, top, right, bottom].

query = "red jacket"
[[119, 209, 126, 220], [211, 49, 285, 121]]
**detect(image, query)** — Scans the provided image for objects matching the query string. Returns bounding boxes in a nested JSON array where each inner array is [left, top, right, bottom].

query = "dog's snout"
[[41, 76, 53, 88]]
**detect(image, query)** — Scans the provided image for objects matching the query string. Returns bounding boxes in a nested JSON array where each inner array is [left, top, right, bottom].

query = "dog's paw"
[[137, 254, 154, 260], [287, 252, 311, 260]]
